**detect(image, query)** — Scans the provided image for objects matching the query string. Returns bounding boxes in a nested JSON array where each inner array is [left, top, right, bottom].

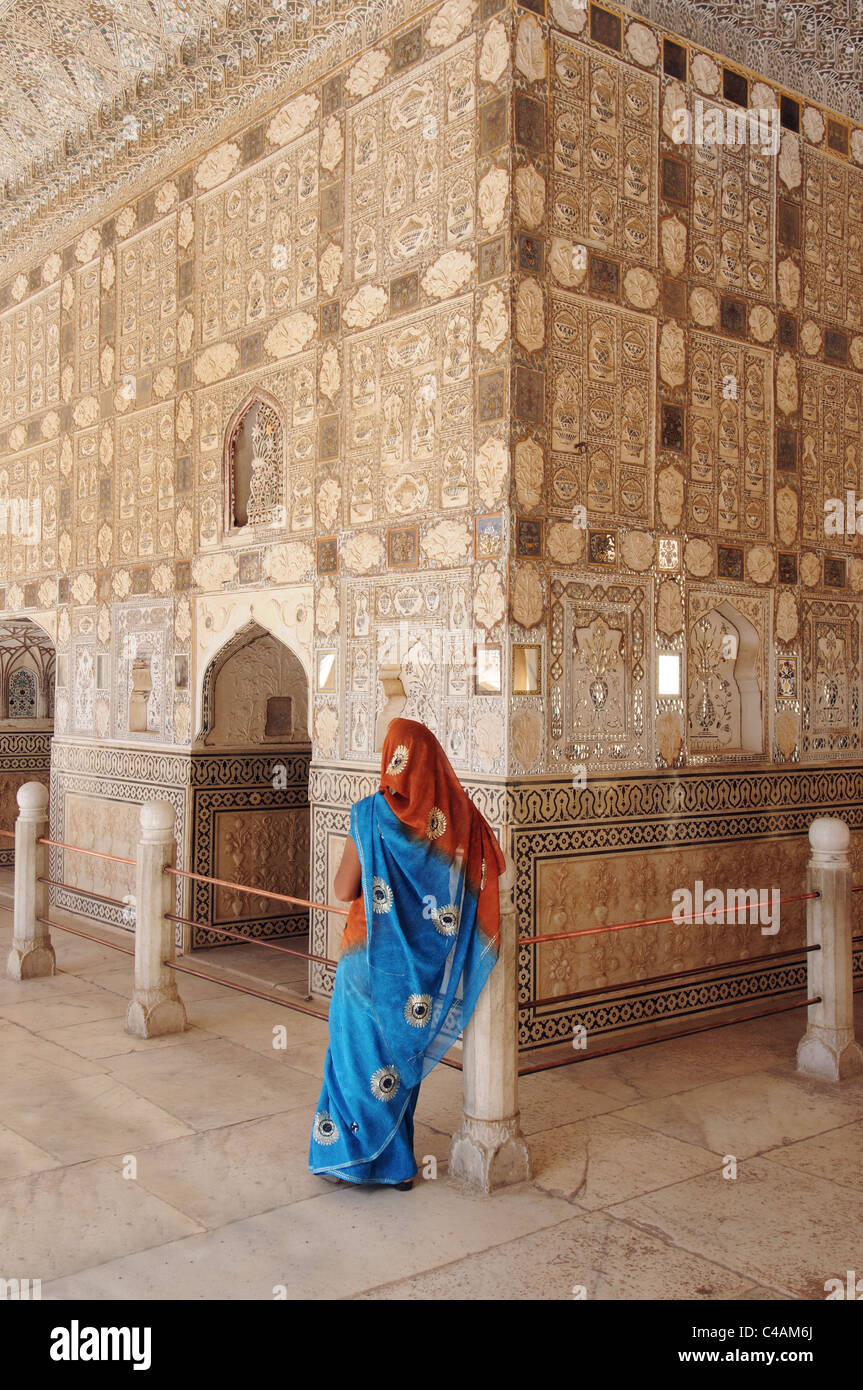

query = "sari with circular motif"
[[308, 718, 506, 1185]]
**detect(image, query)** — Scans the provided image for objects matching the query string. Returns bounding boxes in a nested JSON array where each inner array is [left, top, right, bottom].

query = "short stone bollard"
[[449, 851, 531, 1192], [7, 781, 54, 980], [797, 816, 863, 1082], [126, 799, 187, 1039]]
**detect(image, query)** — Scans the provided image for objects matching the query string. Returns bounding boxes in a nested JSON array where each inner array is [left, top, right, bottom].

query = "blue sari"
[[308, 789, 499, 1184]]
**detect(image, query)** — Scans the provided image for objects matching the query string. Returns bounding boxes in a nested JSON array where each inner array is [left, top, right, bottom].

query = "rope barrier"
[[164, 864, 348, 916], [35, 915, 135, 956], [518, 994, 822, 1074], [37, 835, 135, 865], [520, 890, 820, 946], [164, 911, 337, 966], [37, 876, 129, 908], [519, 941, 822, 1011]]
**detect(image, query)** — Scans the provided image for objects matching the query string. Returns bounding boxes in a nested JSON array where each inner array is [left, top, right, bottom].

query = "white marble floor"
[[2, 901, 862, 1300]]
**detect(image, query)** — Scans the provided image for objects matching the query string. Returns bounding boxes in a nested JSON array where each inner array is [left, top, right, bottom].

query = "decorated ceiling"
[[0, 1, 234, 188], [0, 1, 862, 279]]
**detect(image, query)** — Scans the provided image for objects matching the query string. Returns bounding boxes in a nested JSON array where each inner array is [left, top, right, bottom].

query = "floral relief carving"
[[511, 708, 542, 770], [478, 167, 509, 235], [550, 0, 587, 33], [778, 258, 800, 308], [515, 437, 544, 510], [656, 580, 683, 637], [514, 165, 545, 231], [625, 21, 659, 68], [267, 92, 320, 145], [515, 277, 544, 352], [319, 115, 344, 173], [263, 312, 317, 360], [776, 591, 798, 644], [421, 250, 474, 301], [195, 142, 241, 190], [620, 531, 654, 572], [515, 15, 545, 83], [547, 523, 584, 566], [194, 342, 239, 384], [343, 285, 388, 329], [512, 567, 544, 629], [479, 20, 508, 86], [623, 267, 659, 309], [659, 321, 686, 388], [475, 284, 508, 354], [421, 520, 472, 564], [548, 237, 587, 288], [427, 0, 476, 49], [474, 564, 506, 632], [342, 533, 384, 574], [657, 464, 685, 530], [474, 436, 508, 509]]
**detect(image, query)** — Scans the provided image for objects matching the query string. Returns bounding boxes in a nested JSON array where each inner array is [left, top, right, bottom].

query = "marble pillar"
[[797, 816, 863, 1082], [6, 780, 54, 979], [449, 851, 531, 1192], [126, 799, 188, 1039]]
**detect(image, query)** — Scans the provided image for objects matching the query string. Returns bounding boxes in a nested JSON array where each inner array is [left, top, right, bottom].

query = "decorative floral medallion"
[[404, 993, 433, 1027], [431, 902, 460, 937], [386, 744, 409, 774], [372, 876, 393, 914], [370, 1064, 401, 1101], [426, 806, 447, 839], [313, 1111, 339, 1145]]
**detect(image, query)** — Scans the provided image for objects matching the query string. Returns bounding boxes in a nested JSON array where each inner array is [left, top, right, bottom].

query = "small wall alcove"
[[688, 602, 763, 756], [0, 617, 55, 866], [190, 621, 311, 951]]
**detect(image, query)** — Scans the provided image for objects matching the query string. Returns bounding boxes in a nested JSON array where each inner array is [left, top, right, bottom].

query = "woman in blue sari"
[[308, 717, 506, 1188]]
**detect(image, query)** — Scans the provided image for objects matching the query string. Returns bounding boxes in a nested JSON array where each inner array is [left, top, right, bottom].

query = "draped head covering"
[[341, 716, 506, 955], [309, 718, 506, 1179]]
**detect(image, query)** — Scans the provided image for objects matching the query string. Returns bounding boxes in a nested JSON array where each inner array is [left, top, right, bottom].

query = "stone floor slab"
[[1, 1071, 194, 1163], [0, 1123, 61, 1181], [353, 1209, 760, 1300], [530, 1112, 721, 1207], [764, 1118, 863, 1193], [613, 1069, 863, 1158], [610, 1155, 863, 1299], [44, 1181, 574, 1300], [104, 1037, 323, 1130], [0, 1158, 204, 1281]]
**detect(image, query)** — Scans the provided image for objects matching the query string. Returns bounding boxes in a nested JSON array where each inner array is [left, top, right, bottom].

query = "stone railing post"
[[7, 781, 54, 979], [126, 800, 187, 1038], [449, 851, 531, 1192], [797, 816, 863, 1081]]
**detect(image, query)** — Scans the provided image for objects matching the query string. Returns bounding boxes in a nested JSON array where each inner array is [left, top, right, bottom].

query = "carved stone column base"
[[797, 1028, 863, 1082], [126, 990, 187, 1039], [6, 942, 55, 980], [448, 1114, 531, 1194]]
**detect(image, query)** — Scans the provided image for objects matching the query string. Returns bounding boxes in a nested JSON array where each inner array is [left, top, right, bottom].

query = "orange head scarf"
[[341, 718, 506, 954]]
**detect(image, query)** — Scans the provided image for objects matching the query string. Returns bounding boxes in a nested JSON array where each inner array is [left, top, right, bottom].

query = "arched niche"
[[223, 389, 286, 535], [189, 619, 312, 953], [688, 601, 762, 754], [0, 617, 56, 726], [197, 620, 309, 750]]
